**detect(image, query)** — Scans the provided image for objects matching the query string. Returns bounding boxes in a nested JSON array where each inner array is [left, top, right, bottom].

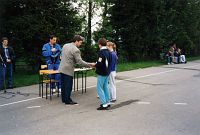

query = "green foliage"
[[1, 0, 200, 66], [0, 0, 83, 71], [106, 0, 200, 62]]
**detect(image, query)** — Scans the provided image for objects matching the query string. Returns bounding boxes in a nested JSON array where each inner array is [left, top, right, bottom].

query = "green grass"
[[116, 60, 164, 72], [13, 70, 39, 87], [12, 56, 200, 88]]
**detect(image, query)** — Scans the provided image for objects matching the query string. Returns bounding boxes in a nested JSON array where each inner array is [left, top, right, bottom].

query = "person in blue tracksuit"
[[42, 35, 62, 91], [95, 38, 111, 110]]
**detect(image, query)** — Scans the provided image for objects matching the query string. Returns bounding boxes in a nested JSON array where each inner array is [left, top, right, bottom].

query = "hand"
[[51, 48, 57, 52], [7, 59, 11, 63], [89, 62, 96, 68]]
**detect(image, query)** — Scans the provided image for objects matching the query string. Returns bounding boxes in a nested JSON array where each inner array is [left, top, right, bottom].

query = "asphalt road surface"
[[0, 60, 200, 135]]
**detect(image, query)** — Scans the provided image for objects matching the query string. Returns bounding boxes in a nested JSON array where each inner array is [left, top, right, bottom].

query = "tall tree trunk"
[[87, 0, 92, 46]]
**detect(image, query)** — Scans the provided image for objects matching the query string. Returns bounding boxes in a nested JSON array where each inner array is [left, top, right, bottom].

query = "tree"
[[108, 0, 200, 62], [0, 0, 84, 70], [75, 0, 105, 61]]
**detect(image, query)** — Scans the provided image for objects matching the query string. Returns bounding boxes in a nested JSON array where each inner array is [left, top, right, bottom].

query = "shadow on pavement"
[[109, 99, 140, 110]]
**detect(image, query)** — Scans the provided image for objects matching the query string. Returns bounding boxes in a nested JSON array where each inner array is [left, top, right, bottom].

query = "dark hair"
[[49, 35, 56, 40], [98, 38, 107, 46], [72, 35, 84, 42], [2, 37, 8, 42]]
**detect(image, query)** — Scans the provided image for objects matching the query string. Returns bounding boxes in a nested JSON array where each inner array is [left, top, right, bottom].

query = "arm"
[[9, 47, 15, 62], [73, 49, 90, 67], [95, 52, 104, 68], [54, 44, 62, 57], [42, 44, 52, 57]]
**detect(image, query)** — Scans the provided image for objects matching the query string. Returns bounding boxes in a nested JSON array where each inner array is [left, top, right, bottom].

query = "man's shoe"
[[97, 106, 109, 110], [65, 101, 78, 105], [7, 86, 13, 89]]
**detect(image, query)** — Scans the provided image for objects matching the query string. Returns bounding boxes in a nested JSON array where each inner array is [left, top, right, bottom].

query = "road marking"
[[117, 64, 200, 82], [27, 106, 41, 109], [137, 102, 151, 105], [0, 64, 199, 108], [174, 103, 188, 105], [0, 97, 41, 108]]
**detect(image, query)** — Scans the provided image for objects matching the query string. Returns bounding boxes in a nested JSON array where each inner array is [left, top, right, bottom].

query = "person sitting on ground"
[[172, 43, 181, 64], [166, 46, 174, 65], [177, 48, 187, 63]]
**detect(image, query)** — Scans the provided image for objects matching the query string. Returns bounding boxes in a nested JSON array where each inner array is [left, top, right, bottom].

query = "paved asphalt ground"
[[0, 60, 200, 135]]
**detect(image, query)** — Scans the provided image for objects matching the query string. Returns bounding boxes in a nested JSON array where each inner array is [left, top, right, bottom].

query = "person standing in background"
[[0, 37, 15, 90], [42, 35, 62, 92], [107, 41, 117, 103]]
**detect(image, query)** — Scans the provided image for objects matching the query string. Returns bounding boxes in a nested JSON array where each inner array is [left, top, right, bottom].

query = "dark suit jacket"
[[0, 45, 15, 64]]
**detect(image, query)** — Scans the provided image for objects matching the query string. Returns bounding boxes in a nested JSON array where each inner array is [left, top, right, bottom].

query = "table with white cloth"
[[73, 68, 93, 94]]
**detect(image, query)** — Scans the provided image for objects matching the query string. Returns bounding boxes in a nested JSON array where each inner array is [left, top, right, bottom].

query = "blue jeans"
[[167, 56, 172, 64], [47, 63, 61, 89], [0, 63, 13, 89], [0, 64, 3, 89], [96, 75, 110, 105]]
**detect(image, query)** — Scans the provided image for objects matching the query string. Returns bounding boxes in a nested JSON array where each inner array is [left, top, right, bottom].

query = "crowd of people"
[[0, 35, 118, 110], [1, 35, 191, 110], [41, 35, 118, 110], [165, 43, 187, 65]]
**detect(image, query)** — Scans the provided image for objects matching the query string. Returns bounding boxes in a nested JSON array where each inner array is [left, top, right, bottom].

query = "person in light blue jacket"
[[42, 35, 62, 91]]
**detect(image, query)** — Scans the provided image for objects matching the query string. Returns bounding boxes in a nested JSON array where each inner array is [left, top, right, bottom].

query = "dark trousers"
[[61, 73, 73, 103], [0, 63, 13, 89], [0, 64, 3, 89]]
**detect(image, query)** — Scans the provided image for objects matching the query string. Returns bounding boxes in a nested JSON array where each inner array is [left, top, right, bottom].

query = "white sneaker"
[[52, 88, 56, 93], [59, 88, 61, 93]]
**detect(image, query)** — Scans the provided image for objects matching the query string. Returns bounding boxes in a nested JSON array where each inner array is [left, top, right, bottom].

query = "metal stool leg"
[[85, 71, 87, 93], [57, 82, 59, 97], [82, 72, 83, 94], [77, 73, 79, 91], [46, 84, 48, 99], [74, 73, 76, 92]]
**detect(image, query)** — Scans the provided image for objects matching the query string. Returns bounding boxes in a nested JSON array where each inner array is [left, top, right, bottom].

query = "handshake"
[[88, 62, 96, 68]]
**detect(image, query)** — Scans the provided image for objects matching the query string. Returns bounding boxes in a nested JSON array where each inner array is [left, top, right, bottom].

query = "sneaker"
[[52, 88, 56, 93], [97, 106, 109, 110], [110, 99, 116, 103], [100, 104, 111, 108], [59, 88, 61, 93]]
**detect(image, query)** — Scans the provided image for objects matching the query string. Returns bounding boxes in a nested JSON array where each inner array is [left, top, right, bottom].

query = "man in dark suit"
[[0, 37, 15, 90]]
